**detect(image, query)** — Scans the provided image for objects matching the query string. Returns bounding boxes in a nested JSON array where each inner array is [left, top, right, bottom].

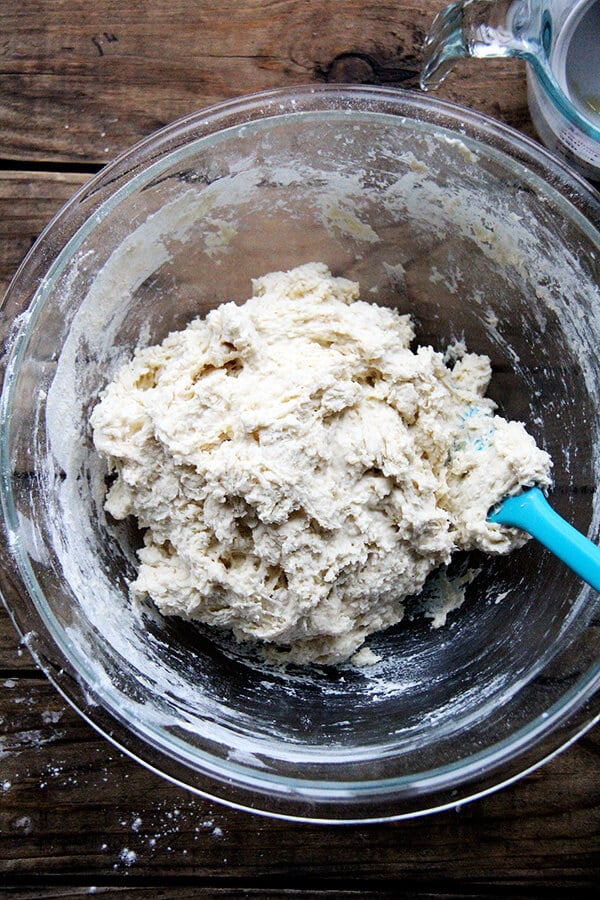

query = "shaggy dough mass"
[[91, 263, 552, 665]]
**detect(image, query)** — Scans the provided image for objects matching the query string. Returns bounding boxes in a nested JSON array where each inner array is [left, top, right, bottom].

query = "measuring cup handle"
[[420, 0, 546, 91]]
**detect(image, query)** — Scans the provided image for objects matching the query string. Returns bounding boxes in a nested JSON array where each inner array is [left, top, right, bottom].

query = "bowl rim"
[[1, 83, 600, 823]]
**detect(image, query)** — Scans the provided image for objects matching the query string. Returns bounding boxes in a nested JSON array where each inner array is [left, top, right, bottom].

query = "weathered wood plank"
[[0, 1, 530, 165], [0, 1, 597, 888], [0, 607, 33, 674], [1, 675, 599, 886], [0, 173, 88, 671], [0, 163, 598, 885], [0, 170, 89, 297]]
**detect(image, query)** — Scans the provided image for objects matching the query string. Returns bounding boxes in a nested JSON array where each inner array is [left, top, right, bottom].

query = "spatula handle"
[[489, 487, 600, 592]]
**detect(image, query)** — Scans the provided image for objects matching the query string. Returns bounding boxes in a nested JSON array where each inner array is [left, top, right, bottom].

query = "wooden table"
[[1, 2, 598, 895]]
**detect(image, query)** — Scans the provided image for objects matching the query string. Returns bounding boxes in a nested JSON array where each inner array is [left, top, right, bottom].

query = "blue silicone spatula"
[[488, 487, 600, 591]]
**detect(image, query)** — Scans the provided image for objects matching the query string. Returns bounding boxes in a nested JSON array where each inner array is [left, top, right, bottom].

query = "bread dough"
[[91, 263, 552, 665]]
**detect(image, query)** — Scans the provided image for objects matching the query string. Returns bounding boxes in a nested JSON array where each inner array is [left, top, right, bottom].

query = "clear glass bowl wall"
[[1, 87, 599, 822]]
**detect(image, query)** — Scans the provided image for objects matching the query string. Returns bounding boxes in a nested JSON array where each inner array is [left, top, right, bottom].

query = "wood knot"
[[326, 53, 377, 84], [318, 51, 420, 88]]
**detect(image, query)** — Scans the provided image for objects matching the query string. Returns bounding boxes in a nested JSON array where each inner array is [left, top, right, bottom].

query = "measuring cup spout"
[[420, 0, 547, 90]]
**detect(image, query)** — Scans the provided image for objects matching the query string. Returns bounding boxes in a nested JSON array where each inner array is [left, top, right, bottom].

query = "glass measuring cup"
[[420, 0, 600, 181]]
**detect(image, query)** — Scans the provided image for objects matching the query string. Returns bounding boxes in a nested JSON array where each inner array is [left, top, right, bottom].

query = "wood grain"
[[0, 171, 89, 297], [0, 0, 598, 893], [1, 671, 598, 889], [0, 0, 531, 165], [1, 171, 599, 895]]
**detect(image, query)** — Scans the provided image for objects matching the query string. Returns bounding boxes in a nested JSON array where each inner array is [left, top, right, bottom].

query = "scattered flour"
[[119, 847, 137, 866], [41, 710, 63, 725], [12, 816, 33, 834], [91, 263, 552, 666]]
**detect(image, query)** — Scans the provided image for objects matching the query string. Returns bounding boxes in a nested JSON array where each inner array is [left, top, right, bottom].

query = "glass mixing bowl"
[[1, 86, 599, 823]]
